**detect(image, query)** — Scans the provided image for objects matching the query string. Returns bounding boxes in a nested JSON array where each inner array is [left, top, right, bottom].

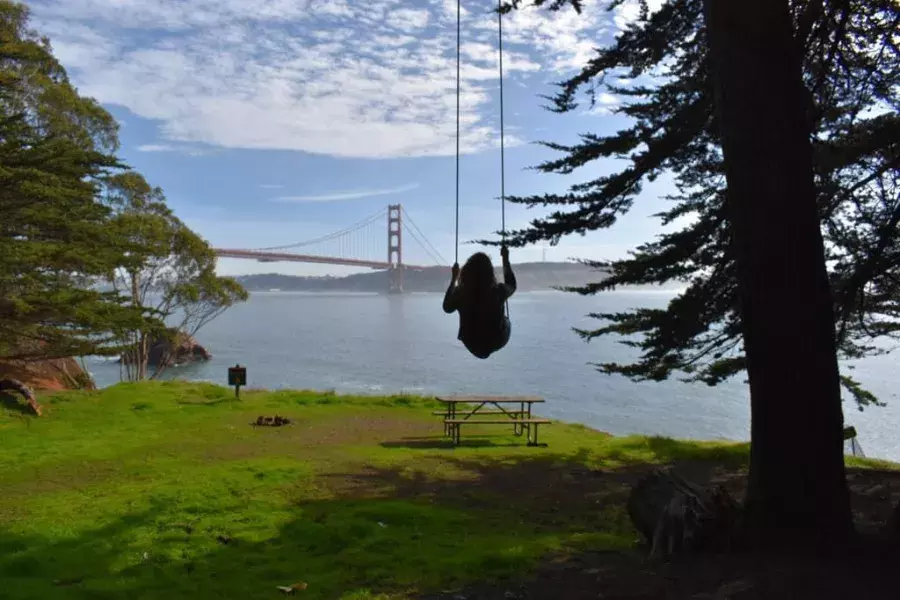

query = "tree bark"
[[130, 270, 148, 381], [703, 0, 854, 551], [628, 468, 739, 560], [0, 378, 42, 416]]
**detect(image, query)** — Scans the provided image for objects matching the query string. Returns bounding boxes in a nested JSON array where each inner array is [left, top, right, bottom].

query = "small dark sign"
[[842, 426, 857, 440], [228, 365, 247, 387]]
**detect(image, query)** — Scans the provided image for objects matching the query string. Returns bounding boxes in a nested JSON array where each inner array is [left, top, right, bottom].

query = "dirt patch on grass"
[[2, 412, 441, 501], [300, 413, 437, 446], [200, 412, 440, 462]]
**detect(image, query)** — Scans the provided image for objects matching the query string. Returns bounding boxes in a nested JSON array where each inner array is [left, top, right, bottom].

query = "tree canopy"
[[0, 0, 147, 360], [500, 0, 899, 408], [0, 0, 246, 366]]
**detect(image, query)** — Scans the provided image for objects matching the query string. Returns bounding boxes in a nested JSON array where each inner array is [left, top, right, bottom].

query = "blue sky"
[[28, 0, 673, 277]]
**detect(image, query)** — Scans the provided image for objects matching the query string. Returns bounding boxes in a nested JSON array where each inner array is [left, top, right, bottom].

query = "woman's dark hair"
[[459, 252, 497, 299]]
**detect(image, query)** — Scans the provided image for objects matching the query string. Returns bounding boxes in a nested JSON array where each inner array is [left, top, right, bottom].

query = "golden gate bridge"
[[213, 204, 447, 293]]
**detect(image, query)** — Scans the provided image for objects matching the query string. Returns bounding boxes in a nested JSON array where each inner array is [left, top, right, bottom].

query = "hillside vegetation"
[[235, 262, 610, 293]]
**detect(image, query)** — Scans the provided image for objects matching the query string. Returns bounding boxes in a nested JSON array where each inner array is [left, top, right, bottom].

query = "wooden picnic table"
[[434, 395, 551, 446]]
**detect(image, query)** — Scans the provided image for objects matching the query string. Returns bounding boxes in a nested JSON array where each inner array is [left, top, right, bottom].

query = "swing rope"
[[496, 0, 510, 318], [454, 0, 461, 265], [455, 0, 510, 318], [497, 0, 507, 246], [455, 0, 508, 259]]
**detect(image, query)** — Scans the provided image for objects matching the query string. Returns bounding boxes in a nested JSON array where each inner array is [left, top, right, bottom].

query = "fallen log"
[[0, 378, 42, 416], [627, 467, 739, 560]]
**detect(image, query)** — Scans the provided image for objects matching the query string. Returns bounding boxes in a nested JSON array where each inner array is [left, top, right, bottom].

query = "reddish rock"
[[0, 355, 94, 391]]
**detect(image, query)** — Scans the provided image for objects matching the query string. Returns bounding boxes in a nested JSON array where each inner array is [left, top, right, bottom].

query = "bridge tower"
[[387, 204, 403, 294]]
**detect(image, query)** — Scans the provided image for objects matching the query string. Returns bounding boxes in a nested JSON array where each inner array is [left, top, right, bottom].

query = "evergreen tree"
[[504, 0, 896, 549], [501, 0, 898, 409], [0, 0, 147, 360]]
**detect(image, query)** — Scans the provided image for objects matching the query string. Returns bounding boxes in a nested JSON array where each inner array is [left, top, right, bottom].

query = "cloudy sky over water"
[[29, 0, 672, 276]]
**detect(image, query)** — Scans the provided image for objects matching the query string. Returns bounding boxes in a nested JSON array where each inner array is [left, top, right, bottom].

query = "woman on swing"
[[443, 244, 516, 359]]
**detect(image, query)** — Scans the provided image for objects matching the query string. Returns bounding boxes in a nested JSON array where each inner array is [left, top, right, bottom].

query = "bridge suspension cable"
[[402, 207, 448, 265], [403, 221, 445, 266], [248, 206, 388, 252]]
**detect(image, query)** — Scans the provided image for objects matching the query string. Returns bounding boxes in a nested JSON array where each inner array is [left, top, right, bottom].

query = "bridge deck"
[[214, 249, 433, 270]]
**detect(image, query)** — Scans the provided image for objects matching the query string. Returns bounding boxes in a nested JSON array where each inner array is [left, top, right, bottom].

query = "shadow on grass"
[[382, 433, 751, 468], [4, 445, 898, 600], [0, 451, 657, 600], [380, 436, 527, 450]]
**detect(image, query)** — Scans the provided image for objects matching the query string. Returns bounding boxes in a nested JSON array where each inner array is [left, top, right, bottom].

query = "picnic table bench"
[[434, 395, 551, 446]]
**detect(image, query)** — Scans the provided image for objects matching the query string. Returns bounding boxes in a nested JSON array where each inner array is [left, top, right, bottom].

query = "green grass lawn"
[[0, 381, 876, 600]]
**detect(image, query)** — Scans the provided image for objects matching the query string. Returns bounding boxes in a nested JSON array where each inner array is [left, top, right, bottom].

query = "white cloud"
[[136, 143, 212, 156], [29, 0, 617, 159], [586, 92, 621, 116], [273, 182, 420, 203], [136, 144, 177, 152], [386, 8, 430, 32], [613, 0, 666, 32]]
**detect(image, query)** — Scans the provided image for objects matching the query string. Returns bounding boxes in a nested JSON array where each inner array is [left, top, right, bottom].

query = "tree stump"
[[0, 378, 42, 416], [627, 468, 739, 560]]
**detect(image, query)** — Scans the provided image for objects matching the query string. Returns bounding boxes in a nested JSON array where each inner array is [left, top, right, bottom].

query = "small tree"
[[102, 172, 248, 381]]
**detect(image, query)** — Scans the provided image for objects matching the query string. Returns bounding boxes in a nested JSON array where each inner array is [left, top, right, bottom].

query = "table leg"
[[527, 423, 539, 446], [446, 404, 457, 438], [514, 401, 524, 436]]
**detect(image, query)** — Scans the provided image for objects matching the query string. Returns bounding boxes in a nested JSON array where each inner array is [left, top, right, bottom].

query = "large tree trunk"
[[703, 0, 854, 551]]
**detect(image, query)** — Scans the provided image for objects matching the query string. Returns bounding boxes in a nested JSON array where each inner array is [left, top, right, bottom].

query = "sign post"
[[227, 364, 247, 399]]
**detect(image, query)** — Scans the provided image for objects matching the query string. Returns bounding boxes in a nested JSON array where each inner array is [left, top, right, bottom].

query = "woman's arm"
[[442, 264, 460, 313], [500, 246, 516, 300]]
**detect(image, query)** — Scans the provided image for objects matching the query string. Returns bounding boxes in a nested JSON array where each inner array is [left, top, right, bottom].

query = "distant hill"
[[235, 262, 609, 293]]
